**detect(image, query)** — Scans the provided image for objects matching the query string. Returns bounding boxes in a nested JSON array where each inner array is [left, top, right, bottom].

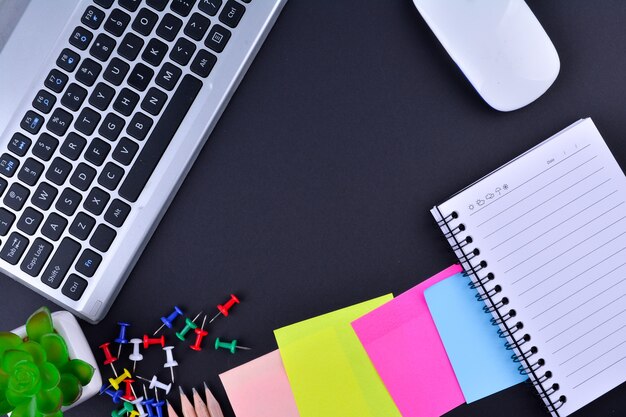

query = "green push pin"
[[214, 337, 252, 354], [176, 312, 202, 341], [111, 399, 134, 417]]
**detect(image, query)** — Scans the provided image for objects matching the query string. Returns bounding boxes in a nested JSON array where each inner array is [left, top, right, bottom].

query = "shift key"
[[41, 237, 81, 289]]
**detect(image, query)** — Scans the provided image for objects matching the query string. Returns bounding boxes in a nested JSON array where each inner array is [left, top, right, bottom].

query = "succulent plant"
[[0, 307, 95, 417]]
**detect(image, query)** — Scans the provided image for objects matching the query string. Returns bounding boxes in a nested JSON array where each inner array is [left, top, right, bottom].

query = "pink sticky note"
[[219, 350, 300, 417], [351, 265, 465, 417]]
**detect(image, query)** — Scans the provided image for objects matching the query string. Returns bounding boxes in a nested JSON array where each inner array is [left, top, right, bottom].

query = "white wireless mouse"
[[413, 0, 560, 112]]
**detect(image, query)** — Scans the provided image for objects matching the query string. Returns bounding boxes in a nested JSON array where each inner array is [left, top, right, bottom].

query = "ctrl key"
[[0, 232, 29, 265], [62, 274, 88, 301]]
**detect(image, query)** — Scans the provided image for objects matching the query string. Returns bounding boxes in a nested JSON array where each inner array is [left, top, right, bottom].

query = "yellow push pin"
[[109, 368, 132, 391]]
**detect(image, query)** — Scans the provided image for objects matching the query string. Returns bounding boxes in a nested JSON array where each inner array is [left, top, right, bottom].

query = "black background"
[[3, 1, 626, 416]]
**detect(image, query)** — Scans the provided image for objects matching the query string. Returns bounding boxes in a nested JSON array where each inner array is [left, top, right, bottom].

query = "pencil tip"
[[203, 381, 209, 390], [192, 387, 198, 395], [179, 385, 185, 395]]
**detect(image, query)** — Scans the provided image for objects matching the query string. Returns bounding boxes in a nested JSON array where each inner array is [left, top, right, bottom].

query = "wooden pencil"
[[192, 387, 211, 417], [180, 386, 198, 417], [167, 400, 180, 417], [203, 382, 225, 417]]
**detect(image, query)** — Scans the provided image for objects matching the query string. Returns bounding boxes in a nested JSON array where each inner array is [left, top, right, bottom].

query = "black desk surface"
[[3, 1, 626, 416]]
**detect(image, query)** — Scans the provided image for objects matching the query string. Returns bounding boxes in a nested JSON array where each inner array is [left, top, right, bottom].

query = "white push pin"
[[128, 339, 144, 373], [136, 375, 172, 396], [163, 346, 178, 383], [131, 397, 148, 417]]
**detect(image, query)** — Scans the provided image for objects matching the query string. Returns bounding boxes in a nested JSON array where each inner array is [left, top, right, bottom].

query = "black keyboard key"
[[45, 69, 69, 93], [171, 0, 196, 17], [127, 112, 153, 140], [21, 111, 45, 134], [90, 33, 117, 61], [0, 208, 15, 236], [70, 163, 96, 191], [55, 188, 82, 216], [156, 14, 183, 42], [98, 113, 125, 141], [170, 37, 196, 65], [41, 213, 67, 241], [185, 12, 210, 41], [105, 8, 131, 37], [98, 162, 125, 190], [133, 8, 159, 36], [84, 138, 110, 166], [90, 224, 116, 252], [69, 26, 93, 50], [219, 0, 245, 28], [60, 133, 87, 161], [120, 75, 202, 202], [84, 187, 110, 215], [0, 153, 19, 178], [119, 0, 141, 12], [155, 62, 182, 91], [33, 89, 57, 114], [104, 198, 131, 227], [190, 49, 217, 78], [46, 108, 74, 136], [112, 137, 139, 165], [205, 24, 231, 53], [57, 49, 81, 72], [104, 58, 130, 86], [1, 232, 29, 265], [89, 82, 116, 111], [17, 207, 43, 235], [81, 5, 106, 29], [75, 107, 101, 135], [4, 183, 29, 211], [8, 133, 31, 157], [75, 249, 102, 277], [0, 179, 7, 198], [31, 182, 58, 211], [95, 0, 114, 7], [62, 274, 88, 301], [76, 58, 102, 86], [18, 158, 44, 186], [128, 64, 154, 91], [33, 133, 59, 161], [61, 83, 88, 111], [141, 87, 168, 115], [69, 212, 96, 240], [113, 87, 140, 116], [199, 0, 222, 16], [21, 238, 54, 277], [41, 237, 81, 289], [147, 0, 169, 11], [46, 157, 73, 185], [142, 38, 168, 67], [118, 32, 144, 61]]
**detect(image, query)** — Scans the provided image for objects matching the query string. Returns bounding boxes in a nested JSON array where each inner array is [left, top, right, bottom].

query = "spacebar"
[[119, 75, 203, 202]]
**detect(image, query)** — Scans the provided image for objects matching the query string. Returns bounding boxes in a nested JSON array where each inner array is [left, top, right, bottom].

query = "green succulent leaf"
[[39, 362, 60, 391], [39, 335, 69, 368], [58, 373, 81, 406], [18, 341, 47, 365], [0, 368, 9, 389], [26, 308, 54, 343], [8, 397, 36, 417], [36, 387, 62, 414], [0, 389, 13, 414], [0, 332, 23, 358], [61, 359, 94, 386], [2, 350, 33, 374]]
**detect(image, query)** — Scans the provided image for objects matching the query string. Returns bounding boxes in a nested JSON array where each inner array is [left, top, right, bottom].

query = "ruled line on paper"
[[572, 356, 626, 390], [559, 325, 626, 366], [566, 340, 626, 378]]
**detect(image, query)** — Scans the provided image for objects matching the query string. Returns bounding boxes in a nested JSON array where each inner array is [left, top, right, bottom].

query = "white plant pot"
[[10, 311, 102, 412]]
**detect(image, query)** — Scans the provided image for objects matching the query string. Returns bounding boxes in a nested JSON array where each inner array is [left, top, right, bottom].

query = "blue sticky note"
[[424, 272, 527, 403]]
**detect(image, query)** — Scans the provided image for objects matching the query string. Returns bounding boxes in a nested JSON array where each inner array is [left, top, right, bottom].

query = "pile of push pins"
[[98, 294, 251, 417]]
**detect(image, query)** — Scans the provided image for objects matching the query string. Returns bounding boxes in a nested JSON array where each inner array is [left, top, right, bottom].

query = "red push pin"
[[99, 342, 119, 377], [122, 379, 137, 402], [143, 334, 165, 349], [190, 316, 208, 351], [208, 294, 240, 324]]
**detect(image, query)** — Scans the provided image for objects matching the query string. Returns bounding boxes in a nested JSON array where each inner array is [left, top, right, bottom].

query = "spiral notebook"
[[431, 118, 626, 417]]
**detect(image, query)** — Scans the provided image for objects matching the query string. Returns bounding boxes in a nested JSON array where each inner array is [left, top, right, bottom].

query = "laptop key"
[[75, 249, 102, 277], [127, 112, 153, 140], [113, 88, 140, 116], [81, 5, 106, 30], [133, 8, 159, 36], [69, 26, 93, 50], [46, 157, 73, 186], [41, 213, 68, 241], [89, 82, 116, 111], [75, 107, 101, 135], [70, 163, 96, 191], [0, 208, 16, 236], [60, 133, 87, 161], [84, 187, 110, 215], [33, 89, 57, 114], [103, 58, 130, 86], [76, 58, 102, 87], [69, 212, 96, 241], [119, 0, 141, 12], [170, 38, 196, 66], [171, 0, 197, 17], [141, 87, 168, 115], [94, 0, 114, 9], [41, 237, 81, 289], [104, 198, 131, 227], [99, 113, 126, 141], [112, 138, 139, 165], [147, 0, 169, 11], [20, 237, 54, 277], [57, 49, 81, 72], [105, 8, 131, 37], [31, 182, 58, 211], [0, 153, 20, 178], [155, 62, 182, 91], [219, 0, 245, 28], [47, 108, 74, 137], [0, 232, 29, 265], [18, 158, 44, 186], [17, 208, 43, 236], [156, 13, 183, 42], [8, 133, 32, 157], [84, 138, 111, 166], [98, 162, 125, 190], [185, 13, 210, 41], [20, 111, 45, 134], [90, 224, 116, 252], [90, 33, 117, 62], [55, 188, 82, 216], [142, 38, 169, 67], [4, 183, 29, 211], [33, 133, 59, 161], [190, 49, 217, 78], [198, 0, 222, 16], [118, 32, 144, 61], [205, 25, 231, 53], [62, 274, 88, 301]]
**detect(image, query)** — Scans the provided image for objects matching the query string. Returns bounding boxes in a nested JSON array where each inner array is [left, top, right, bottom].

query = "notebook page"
[[433, 119, 626, 416]]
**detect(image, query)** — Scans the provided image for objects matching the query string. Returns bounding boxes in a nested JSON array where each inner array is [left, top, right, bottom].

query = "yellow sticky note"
[[274, 295, 400, 417]]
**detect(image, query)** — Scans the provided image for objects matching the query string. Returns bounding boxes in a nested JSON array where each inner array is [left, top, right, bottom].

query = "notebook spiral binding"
[[435, 209, 567, 415]]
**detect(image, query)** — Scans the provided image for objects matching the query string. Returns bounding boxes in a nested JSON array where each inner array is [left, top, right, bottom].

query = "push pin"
[[214, 337, 251, 354], [190, 315, 208, 351], [154, 388, 165, 417], [136, 375, 172, 395], [99, 342, 119, 377], [129, 411, 140, 417], [209, 294, 240, 324], [143, 334, 165, 349], [111, 400, 134, 417], [154, 306, 184, 335], [108, 368, 132, 391], [99, 386, 123, 404], [131, 397, 148, 417], [115, 322, 131, 358], [162, 346, 178, 383], [122, 378, 137, 402], [142, 385, 156, 417], [175, 311, 202, 341], [129, 338, 144, 373]]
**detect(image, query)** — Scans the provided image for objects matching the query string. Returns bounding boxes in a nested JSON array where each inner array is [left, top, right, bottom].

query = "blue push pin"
[[115, 322, 131, 358], [142, 385, 156, 417], [153, 388, 165, 417], [99, 385, 123, 404], [153, 306, 184, 336]]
